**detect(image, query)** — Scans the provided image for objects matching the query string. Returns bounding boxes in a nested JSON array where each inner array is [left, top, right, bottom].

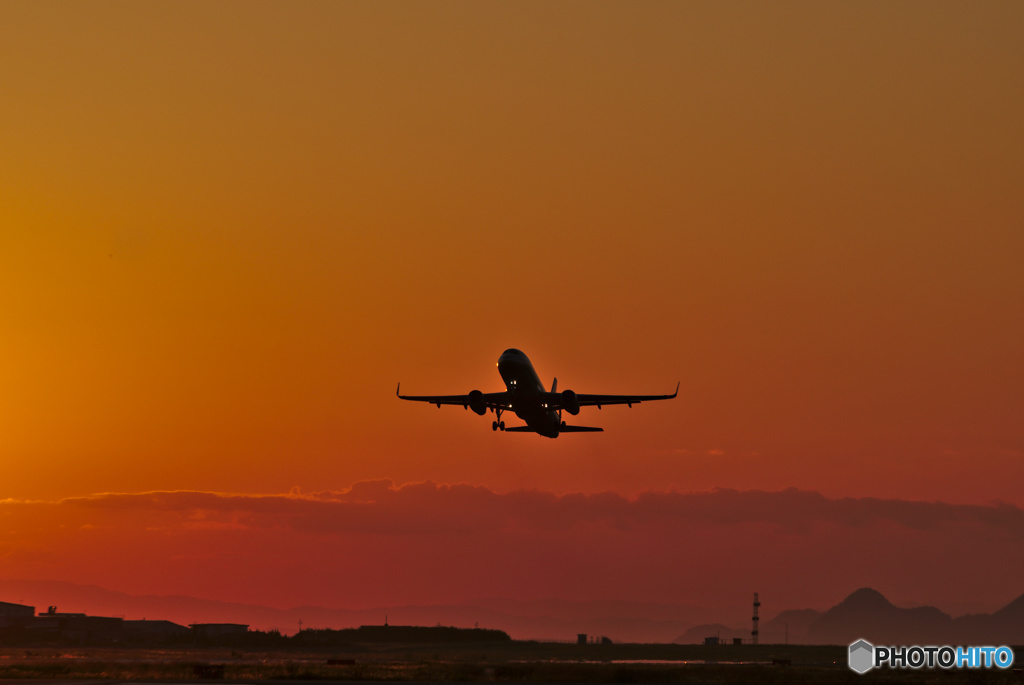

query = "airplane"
[[397, 348, 678, 438]]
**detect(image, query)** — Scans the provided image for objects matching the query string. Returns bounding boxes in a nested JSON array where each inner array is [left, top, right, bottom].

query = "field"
[[1, 643, 1022, 684]]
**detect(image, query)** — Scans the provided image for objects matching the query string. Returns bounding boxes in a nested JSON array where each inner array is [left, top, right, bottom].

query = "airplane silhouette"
[[397, 348, 678, 438]]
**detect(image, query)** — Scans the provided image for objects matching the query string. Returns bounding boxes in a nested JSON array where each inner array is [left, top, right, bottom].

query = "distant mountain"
[[988, 592, 1024, 638], [760, 608, 822, 644], [803, 587, 1024, 645], [953, 592, 1024, 645], [811, 589, 1024, 645], [808, 587, 953, 644], [0, 579, 712, 644]]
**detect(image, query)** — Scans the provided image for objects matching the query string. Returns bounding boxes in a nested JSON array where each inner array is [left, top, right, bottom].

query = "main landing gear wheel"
[[491, 420, 507, 431]]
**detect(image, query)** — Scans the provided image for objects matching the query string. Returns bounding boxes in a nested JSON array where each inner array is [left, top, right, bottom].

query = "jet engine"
[[561, 389, 580, 415], [468, 389, 487, 416]]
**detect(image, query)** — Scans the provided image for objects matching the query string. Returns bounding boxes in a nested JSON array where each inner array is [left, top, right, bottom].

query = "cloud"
[[2, 483, 1022, 611], [10, 482, 1020, 539]]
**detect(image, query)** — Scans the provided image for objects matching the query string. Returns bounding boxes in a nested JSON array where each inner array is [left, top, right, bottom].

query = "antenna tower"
[[752, 592, 760, 645]]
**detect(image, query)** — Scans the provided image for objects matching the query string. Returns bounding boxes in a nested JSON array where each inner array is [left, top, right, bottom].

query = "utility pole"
[[752, 593, 760, 646]]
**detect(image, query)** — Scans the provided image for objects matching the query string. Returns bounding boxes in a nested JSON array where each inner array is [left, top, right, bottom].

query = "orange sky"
[[1, 2, 1022, 617]]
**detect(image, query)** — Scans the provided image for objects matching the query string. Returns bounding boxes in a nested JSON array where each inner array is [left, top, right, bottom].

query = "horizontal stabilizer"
[[501, 425, 604, 434]]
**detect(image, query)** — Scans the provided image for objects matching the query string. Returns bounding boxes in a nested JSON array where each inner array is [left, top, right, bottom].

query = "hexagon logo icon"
[[849, 639, 875, 674]]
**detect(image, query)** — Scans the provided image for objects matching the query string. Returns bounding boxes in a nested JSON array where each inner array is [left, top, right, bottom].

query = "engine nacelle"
[[468, 389, 487, 416], [561, 389, 580, 415]]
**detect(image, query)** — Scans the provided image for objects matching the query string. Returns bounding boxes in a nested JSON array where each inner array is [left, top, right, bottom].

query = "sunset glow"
[[1, 2, 1021, 632]]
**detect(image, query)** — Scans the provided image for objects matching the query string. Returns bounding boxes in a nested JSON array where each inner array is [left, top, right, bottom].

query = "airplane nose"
[[498, 349, 527, 368], [499, 348, 524, 361]]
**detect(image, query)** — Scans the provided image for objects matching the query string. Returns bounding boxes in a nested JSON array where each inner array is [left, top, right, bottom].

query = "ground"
[[1, 643, 1022, 683]]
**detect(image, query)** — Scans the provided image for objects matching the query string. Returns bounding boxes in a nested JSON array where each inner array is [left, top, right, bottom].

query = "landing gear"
[[491, 420, 506, 431]]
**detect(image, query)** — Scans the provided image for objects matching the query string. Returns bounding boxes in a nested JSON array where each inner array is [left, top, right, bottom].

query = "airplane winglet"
[[396, 382, 401, 397], [672, 381, 679, 398]]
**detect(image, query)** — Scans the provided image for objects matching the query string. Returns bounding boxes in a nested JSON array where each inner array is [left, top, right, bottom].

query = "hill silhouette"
[[806, 588, 1024, 645], [952, 592, 1024, 645], [761, 608, 822, 644], [807, 588, 953, 644]]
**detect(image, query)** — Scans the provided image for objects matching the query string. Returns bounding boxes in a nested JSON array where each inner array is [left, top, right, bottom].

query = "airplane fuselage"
[[497, 348, 561, 438]]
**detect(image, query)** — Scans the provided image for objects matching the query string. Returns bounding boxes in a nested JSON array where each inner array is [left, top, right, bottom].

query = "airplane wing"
[[544, 382, 680, 410], [396, 384, 511, 410]]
